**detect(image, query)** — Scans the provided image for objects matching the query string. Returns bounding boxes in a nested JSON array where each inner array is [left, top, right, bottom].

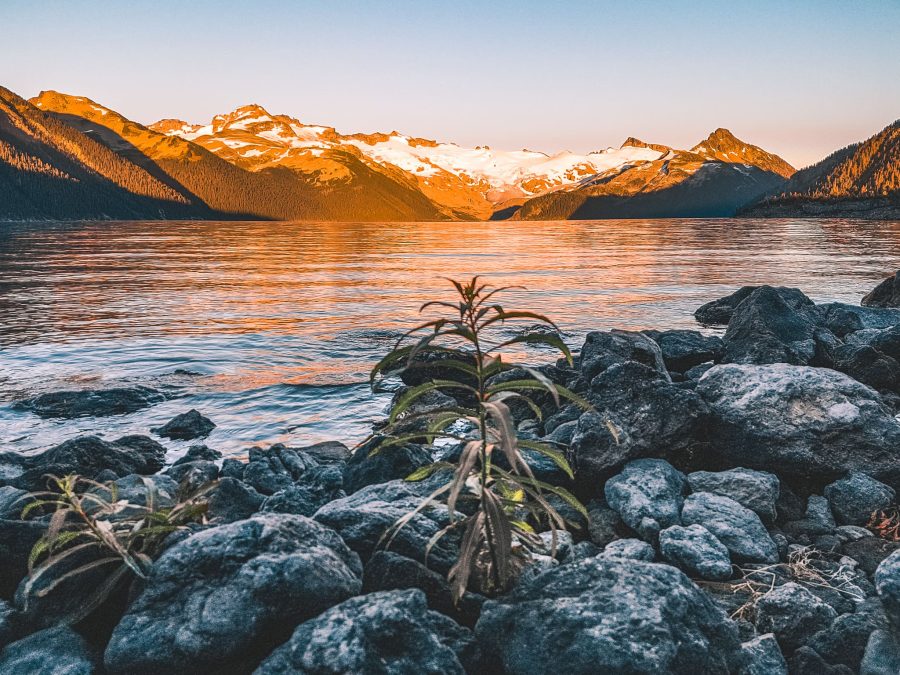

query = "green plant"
[[370, 276, 591, 601], [21, 474, 213, 624]]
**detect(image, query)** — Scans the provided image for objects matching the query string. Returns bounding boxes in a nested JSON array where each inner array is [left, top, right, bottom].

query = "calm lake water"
[[2, 218, 899, 461]]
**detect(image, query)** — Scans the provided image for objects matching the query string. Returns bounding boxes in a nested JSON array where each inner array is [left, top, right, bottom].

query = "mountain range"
[[1, 84, 896, 221]]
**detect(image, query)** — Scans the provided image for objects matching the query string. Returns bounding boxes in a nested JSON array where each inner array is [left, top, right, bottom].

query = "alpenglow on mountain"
[[0, 84, 834, 221]]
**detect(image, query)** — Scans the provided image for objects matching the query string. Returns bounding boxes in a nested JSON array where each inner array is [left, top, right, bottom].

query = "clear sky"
[[3, 0, 899, 168]]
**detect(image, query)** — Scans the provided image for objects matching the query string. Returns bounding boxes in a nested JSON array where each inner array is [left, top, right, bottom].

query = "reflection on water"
[[1, 218, 899, 458]]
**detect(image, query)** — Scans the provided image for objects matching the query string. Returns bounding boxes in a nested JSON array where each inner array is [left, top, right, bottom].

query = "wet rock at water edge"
[[342, 437, 432, 494], [687, 467, 780, 524], [863, 271, 900, 307], [604, 458, 686, 541], [814, 303, 900, 338], [4, 435, 166, 491], [152, 409, 216, 440], [0, 626, 100, 675], [570, 361, 708, 484], [644, 329, 724, 372], [681, 491, 778, 564], [255, 589, 477, 675], [825, 472, 896, 526], [579, 329, 669, 381], [12, 385, 166, 419], [694, 286, 759, 325], [242, 444, 319, 495], [721, 286, 818, 365], [475, 556, 741, 674], [695, 363, 900, 483], [296, 440, 351, 464], [659, 524, 733, 581], [104, 514, 362, 674]]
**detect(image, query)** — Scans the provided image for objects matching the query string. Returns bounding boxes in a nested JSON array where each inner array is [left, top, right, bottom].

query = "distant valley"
[[1, 84, 897, 221]]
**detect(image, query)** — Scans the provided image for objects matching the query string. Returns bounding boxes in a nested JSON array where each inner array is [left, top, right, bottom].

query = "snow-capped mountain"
[[150, 104, 664, 218]]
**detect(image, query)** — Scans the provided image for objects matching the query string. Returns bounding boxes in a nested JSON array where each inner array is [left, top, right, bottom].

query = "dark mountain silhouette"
[[741, 120, 900, 219]]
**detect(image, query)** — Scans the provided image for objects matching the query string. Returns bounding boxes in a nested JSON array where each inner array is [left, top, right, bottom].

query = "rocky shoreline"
[[5, 277, 900, 673]]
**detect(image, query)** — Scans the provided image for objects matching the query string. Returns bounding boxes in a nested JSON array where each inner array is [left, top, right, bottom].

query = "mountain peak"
[[692, 128, 795, 178], [621, 137, 670, 154]]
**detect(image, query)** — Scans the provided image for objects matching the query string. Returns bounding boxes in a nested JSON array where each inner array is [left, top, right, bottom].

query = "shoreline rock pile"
[[4, 275, 900, 672]]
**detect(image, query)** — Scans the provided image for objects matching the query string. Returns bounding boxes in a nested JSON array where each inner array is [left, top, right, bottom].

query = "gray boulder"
[[722, 286, 818, 365], [242, 444, 319, 495], [261, 465, 345, 517], [863, 271, 900, 308], [104, 514, 362, 674], [343, 437, 432, 494], [696, 364, 900, 483], [600, 538, 656, 561], [296, 440, 351, 464], [825, 472, 896, 526], [754, 582, 838, 652], [681, 492, 778, 564], [12, 386, 165, 418], [604, 459, 686, 541], [255, 589, 475, 675], [739, 633, 787, 675], [579, 329, 669, 381], [5, 435, 167, 491], [0, 626, 100, 675], [645, 329, 724, 372], [0, 487, 29, 520], [659, 524, 732, 581], [694, 286, 761, 326], [571, 362, 708, 484], [861, 629, 900, 675], [314, 477, 457, 573], [585, 501, 620, 547], [475, 556, 741, 674], [814, 303, 900, 338], [152, 409, 215, 440], [832, 343, 900, 393], [874, 549, 900, 628], [687, 467, 779, 524], [807, 608, 887, 671], [206, 477, 264, 523]]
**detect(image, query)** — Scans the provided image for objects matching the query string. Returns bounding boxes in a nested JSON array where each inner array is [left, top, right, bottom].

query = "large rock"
[[363, 551, 484, 627], [343, 438, 432, 494], [659, 524, 732, 581], [681, 492, 778, 564], [475, 556, 741, 673], [0, 626, 100, 675], [12, 386, 166, 418], [152, 409, 215, 440], [255, 589, 476, 675], [604, 459, 686, 541], [831, 343, 900, 393], [807, 608, 887, 671], [645, 329, 724, 372], [696, 364, 900, 483], [600, 538, 656, 561], [722, 286, 818, 365], [0, 520, 45, 599], [740, 633, 788, 675], [863, 271, 900, 308], [314, 477, 457, 573], [579, 329, 669, 381], [261, 465, 345, 517], [571, 362, 708, 484], [874, 549, 900, 628], [814, 303, 900, 338], [687, 467, 779, 524], [206, 477, 264, 524], [754, 582, 838, 653], [4, 435, 166, 491], [694, 286, 760, 326], [241, 444, 319, 496], [104, 514, 362, 674], [861, 629, 900, 675], [825, 472, 896, 526], [296, 440, 351, 464]]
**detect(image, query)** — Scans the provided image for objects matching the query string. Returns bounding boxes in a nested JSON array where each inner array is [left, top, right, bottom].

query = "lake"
[[2, 218, 899, 461]]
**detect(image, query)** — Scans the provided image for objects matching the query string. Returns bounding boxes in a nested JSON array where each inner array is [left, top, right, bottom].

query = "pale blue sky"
[[3, 0, 898, 167]]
